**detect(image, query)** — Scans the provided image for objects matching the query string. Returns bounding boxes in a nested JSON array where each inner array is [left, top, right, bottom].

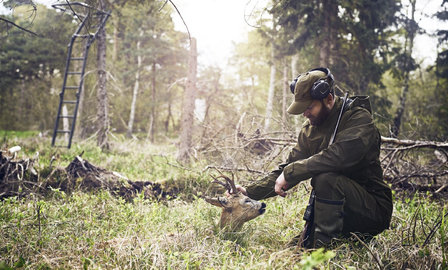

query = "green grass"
[[0, 134, 447, 269]]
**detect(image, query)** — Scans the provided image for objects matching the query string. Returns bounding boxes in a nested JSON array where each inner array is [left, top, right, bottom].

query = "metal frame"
[[51, 2, 110, 148]]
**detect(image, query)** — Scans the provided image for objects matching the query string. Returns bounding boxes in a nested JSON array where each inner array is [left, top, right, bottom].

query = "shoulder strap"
[[329, 92, 349, 146]]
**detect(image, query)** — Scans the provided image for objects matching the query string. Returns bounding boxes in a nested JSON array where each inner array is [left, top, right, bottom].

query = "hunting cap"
[[287, 70, 327, 115]]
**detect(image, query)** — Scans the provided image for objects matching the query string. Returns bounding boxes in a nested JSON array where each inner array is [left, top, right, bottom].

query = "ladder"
[[51, 2, 110, 148]]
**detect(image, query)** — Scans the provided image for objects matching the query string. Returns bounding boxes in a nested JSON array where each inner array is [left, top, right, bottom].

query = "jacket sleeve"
[[282, 108, 377, 186], [245, 131, 311, 200]]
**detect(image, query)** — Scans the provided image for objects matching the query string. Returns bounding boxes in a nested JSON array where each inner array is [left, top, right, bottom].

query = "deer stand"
[[51, 2, 110, 148]]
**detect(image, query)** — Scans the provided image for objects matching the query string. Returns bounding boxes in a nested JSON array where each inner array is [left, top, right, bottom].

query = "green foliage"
[[298, 248, 335, 270], [270, 0, 400, 93], [229, 30, 271, 114], [0, 5, 75, 131], [104, 1, 189, 138]]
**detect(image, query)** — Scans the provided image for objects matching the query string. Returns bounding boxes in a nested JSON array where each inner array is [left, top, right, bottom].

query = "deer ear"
[[204, 196, 228, 208]]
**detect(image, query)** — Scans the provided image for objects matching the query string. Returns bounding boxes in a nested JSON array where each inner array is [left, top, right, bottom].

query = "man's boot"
[[313, 197, 344, 248]]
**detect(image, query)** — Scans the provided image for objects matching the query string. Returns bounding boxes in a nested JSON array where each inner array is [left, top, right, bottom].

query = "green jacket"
[[246, 96, 392, 203]]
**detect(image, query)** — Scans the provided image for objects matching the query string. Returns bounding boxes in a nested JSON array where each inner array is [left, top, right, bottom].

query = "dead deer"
[[204, 173, 266, 231]]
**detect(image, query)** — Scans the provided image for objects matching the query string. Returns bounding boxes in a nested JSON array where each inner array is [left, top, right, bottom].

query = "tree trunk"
[[391, 0, 417, 138], [200, 75, 220, 142], [147, 61, 157, 142], [112, 16, 119, 62], [165, 102, 172, 134], [291, 54, 298, 78], [282, 60, 289, 129], [127, 30, 143, 138], [62, 105, 69, 142], [96, 0, 109, 150], [264, 40, 276, 132], [177, 38, 197, 163], [319, 0, 336, 66]]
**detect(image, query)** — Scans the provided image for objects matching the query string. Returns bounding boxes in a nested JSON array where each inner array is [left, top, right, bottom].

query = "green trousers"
[[310, 172, 392, 247]]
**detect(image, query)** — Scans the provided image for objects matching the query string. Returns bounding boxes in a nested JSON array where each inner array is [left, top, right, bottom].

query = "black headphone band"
[[289, 67, 334, 99]]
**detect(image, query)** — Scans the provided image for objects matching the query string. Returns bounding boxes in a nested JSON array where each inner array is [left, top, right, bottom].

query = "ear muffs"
[[289, 67, 334, 99]]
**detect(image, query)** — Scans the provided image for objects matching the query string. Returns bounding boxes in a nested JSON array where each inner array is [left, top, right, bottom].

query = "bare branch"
[[160, 0, 191, 42], [0, 16, 38, 36], [381, 136, 448, 150]]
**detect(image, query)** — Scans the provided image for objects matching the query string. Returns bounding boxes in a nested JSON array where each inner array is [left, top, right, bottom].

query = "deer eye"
[[218, 198, 228, 206], [244, 198, 252, 203]]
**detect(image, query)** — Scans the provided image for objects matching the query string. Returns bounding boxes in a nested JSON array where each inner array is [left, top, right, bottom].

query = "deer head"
[[204, 173, 266, 231]]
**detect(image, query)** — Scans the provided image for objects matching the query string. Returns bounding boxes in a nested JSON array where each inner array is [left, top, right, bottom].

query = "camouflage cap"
[[287, 70, 327, 115]]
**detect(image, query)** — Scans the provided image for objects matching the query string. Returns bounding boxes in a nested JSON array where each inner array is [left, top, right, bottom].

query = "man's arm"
[[245, 132, 310, 200]]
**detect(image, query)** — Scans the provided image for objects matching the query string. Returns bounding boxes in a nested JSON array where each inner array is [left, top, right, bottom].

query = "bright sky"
[[412, 0, 447, 66], [171, 0, 266, 69]]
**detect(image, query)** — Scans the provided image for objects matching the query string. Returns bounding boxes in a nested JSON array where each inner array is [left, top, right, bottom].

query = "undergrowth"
[[0, 133, 447, 269]]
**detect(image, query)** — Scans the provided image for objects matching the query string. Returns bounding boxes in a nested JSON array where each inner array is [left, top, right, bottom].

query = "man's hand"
[[275, 172, 289, 197]]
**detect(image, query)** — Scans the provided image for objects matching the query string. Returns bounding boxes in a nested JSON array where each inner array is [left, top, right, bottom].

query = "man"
[[237, 68, 393, 248]]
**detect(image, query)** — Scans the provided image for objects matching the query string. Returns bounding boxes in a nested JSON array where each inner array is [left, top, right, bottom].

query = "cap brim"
[[287, 99, 312, 115]]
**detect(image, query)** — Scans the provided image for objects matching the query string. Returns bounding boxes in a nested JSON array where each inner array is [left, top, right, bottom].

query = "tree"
[[269, 0, 400, 94], [96, 0, 110, 150], [110, 1, 188, 140], [264, 28, 277, 132], [126, 29, 143, 138], [229, 30, 271, 117], [390, 0, 419, 137], [0, 0, 38, 35], [0, 5, 75, 130], [434, 0, 448, 140], [177, 37, 197, 163]]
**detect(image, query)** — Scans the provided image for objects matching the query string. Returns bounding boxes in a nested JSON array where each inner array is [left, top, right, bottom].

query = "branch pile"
[[0, 148, 39, 198], [197, 127, 448, 198], [380, 136, 448, 197], [0, 148, 175, 201]]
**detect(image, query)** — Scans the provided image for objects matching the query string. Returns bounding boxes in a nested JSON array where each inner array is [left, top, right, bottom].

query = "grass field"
[[0, 132, 446, 269]]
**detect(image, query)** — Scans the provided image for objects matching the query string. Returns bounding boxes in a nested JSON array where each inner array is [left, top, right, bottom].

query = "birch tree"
[[177, 38, 197, 163], [264, 40, 276, 132], [126, 29, 144, 138], [282, 60, 289, 128]]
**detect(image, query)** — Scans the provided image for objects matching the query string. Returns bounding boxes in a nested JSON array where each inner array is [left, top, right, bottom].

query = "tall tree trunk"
[[264, 40, 276, 132], [291, 54, 298, 77], [290, 54, 300, 130], [19, 80, 25, 125], [75, 80, 85, 139], [200, 75, 220, 142], [391, 0, 417, 138], [112, 16, 119, 62], [282, 59, 289, 129], [96, 0, 109, 150], [127, 30, 143, 138], [319, 0, 336, 66], [148, 61, 157, 142], [165, 102, 172, 134], [62, 105, 69, 142], [74, 41, 85, 139], [177, 38, 197, 163]]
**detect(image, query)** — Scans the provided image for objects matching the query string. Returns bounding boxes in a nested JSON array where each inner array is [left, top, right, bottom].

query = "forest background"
[[1, 0, 448, 269], [1, 0, 448, 143]]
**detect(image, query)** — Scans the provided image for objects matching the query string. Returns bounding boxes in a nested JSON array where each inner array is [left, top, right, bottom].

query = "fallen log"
[[381, 136, 448, 150]]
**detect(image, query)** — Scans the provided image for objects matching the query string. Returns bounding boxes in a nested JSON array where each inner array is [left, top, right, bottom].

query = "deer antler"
[[211, 168, 238, 194]]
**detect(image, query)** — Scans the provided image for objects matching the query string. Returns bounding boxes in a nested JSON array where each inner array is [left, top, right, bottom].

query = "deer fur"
[[204, 173, 266, 231]]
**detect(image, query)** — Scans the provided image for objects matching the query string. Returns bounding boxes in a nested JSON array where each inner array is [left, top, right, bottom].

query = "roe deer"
[[204, 173, 266, 231]]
